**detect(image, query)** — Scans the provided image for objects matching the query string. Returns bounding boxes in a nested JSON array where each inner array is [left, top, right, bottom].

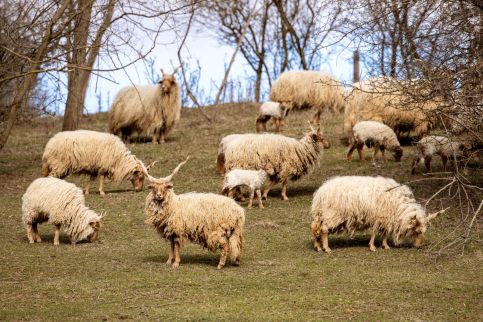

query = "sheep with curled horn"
[[109, 66, 181, 144], [145, 157, 245, 269]]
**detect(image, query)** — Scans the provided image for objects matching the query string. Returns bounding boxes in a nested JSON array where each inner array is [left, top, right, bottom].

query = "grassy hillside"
[[0, 103, 481, 321]]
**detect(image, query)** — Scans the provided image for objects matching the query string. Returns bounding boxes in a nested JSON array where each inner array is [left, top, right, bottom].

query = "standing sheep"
[[222, 126, 330, 200], [109, 67, 181, 143], [145, 157, 245, 269], [310, 176, 444, 253], [22, 177, 102, 245], [270, 70, 345, 126], [42, 130, 149, 195], [347, 121, 403, 162], [216, 133, 258, 175], [221, 169, 270, 209], [411, 135, 449, 174], [255, 101, 289, 133]]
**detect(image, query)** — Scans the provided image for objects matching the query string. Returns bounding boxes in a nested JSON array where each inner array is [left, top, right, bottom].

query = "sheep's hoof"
[[172, 262, 179, 268], [29, 240, 35, 244], [166, 260, 173, 266], [259, 205, 264, 209], [281, 196, 289, 201], [382, 245, 390, 250], [54, 242, 59, 246], [247, 205, 253, 209], [217, 264, 224, 270], [100, 191, 106, 196], [84, 190, 90, 195], [323, 248, 332, 254], [233, 260, 240, 267], [369, 246, 377, 252], [36, 238, 42, 243], [262, 195, 268, 200], [314, 245, 321, 252]]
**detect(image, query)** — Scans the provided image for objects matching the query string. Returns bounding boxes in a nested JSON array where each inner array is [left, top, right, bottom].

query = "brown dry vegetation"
[[0, 103, 481, 320]]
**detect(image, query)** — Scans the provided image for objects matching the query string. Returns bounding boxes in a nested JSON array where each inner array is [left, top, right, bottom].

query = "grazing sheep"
[[42, 130, 149, 195], [270, 70, 345, 125], [310, 176, 444, 253], [411, 136, 449, 174], [109, 67, 181, 143], [347, 121, 403, 162], [344, 77, 437, 139], [255, 101, 289, 133], [145, 158, 245, 269], [22, 177, 102, 245], [439, 141, 473, 172], [221, 169, 270, 208], [223, 126, 330, 200]]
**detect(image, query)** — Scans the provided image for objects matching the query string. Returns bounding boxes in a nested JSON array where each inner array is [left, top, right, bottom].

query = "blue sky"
[[83, 29, 355, 114]]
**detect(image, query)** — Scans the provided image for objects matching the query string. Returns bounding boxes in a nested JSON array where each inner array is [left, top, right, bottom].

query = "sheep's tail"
[[41, 162, 50, 177], [256, 115, 271, 133], [216, 153, 226, 175], [229, 225, 243, 265]]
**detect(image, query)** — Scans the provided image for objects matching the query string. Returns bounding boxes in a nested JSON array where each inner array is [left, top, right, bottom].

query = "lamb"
[[22, 177, 102, 245], [344, 77, 437, 139], [145, 157, 245, 269], [255, 101, 289, 133], [310, 176, 445, 253], [108, 67, 181, 143], [222, 126, 330, 200], [221, 169, 270, 209], [347, 121, 403, 162], [269, 70, 345, 125], [42, 130, 149, 195], [411, 136, 449, 174]]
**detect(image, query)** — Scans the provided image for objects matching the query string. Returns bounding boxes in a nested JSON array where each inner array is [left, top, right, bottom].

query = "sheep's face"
[[307, 130, 330, 149], [149, 181, 173, 203], [88, 220, 101, 242], [399, 213, 427, 247], [393, 146, 403, 161], [130, 170, 145, 192], [159, 74, 177, 94]]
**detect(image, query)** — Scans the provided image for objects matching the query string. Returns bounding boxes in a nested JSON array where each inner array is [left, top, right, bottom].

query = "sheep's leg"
[[227, 189, 234, 199], [380, 146, 387, 162], [314, 236, 322, 252], [369, 231, 377, 252], [322, 227, 331, 254], [275, 118, 281, 132], [32, 223, 41, 243], [441, 155, 448, 172], [159, 132, 165, 144], [98, 175, 106, 196], [235, 187, 245, 202], [247, 188, 254, 208], [53, 224, 61, 246], [347, 143, 357, 161], [166, 238, 175, 266], [372, 144, 379, 163], [411, 155, 419, 175], [357, 144, 364, 161], [217, 238, 229, 269], [382, 237, 390, 250], [256, 189, 264, 209], [262, 179, 277, 200], [85, 175, 98, 195], [172, 240, 181, 268], [26, 224, 35, 244], [424, 156, 432, 172], [280, 180, 289, 200]]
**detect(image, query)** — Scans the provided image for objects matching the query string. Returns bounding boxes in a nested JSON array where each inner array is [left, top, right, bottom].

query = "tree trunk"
[[353, 50, 360, 83]]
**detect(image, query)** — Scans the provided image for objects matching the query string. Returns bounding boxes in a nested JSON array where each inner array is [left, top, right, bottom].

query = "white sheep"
[[22, 177, 102, 245], [270, 70, 345, 125], [255, 101, 289, 133], [109, 67, 181, 144], [221, 169, 270, 209], [311, 176, 445, 253], [145, 158, 245, 269], [347, 121, 403, 162], [216, 133, 258, 174], [222, 126, 330, 200], [42, 130, 149, 195], [344, 77, 437, 139], [411, 135, 449, 174]]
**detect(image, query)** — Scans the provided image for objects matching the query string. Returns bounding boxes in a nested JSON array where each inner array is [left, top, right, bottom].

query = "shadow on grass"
[[143, 253, 219, 267]]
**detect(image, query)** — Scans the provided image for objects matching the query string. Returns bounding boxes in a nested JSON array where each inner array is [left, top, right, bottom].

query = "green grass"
[[0, 103, 481, 321]]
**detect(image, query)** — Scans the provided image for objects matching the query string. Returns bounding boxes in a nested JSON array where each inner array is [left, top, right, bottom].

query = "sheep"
[[411, 136, 449, 174], [42, 130, 149, 195], [108, 67, 181, 144], [221, 169, 270, 209], [255, 101, 289, 133], [145, 157, 245, 269], [216, 133, 258, 175], [310, 176, 445, 253], [347, 121, 403, 162], [344, 77, 437, 139], [22, 177, 102, 245], [269, 70, 345, 125], [222, 126, 330, 200]]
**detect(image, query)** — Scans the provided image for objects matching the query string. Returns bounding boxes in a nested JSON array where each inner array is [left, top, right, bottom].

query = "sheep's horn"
[[146, 160, 159, 171], [307, 121, 315, 132], [427, 207, 449, 222], [163, 156, 190, 181], [160, 68, 165, 76]]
